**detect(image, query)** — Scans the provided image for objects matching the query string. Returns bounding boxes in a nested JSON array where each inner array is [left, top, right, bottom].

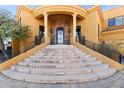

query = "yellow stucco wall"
[[104, 6, 124, 27], [101, 29, 124, 41], [32, 5, 87, 19], [101, 6, 124, 42], [80, 11, 101, 44], [20, 10, 43, 42]]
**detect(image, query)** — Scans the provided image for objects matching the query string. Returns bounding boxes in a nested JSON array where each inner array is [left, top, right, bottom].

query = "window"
[[108, 16, 123, 27], [39, 26, 44, 38], [115, 16, 123, 26], [108, 18, 115, 27], [76, 26, 81, 37]]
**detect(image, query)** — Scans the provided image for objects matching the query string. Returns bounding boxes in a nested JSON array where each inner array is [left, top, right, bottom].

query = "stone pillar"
[[44, 13, 49, 44], [72, 13, 77, 43]]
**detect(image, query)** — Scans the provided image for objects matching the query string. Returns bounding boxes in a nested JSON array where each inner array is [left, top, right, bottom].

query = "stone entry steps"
[[10, 64, 109, 75], [2, 45, 116, 83], [2, 68, 116, 83], [18, 60, 102, 68]]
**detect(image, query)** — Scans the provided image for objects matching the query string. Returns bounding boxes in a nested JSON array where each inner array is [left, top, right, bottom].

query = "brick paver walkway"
[[0, 70, 124, 88]]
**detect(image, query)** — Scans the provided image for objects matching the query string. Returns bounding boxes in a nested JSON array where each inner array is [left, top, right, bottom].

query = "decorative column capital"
[[43, 12, 48, 17], [72, 13, 78, 17]]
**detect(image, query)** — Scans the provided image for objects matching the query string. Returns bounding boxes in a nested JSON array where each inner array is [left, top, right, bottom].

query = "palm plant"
[[12, 22, 31, 42], [11, 23, 31, 53]]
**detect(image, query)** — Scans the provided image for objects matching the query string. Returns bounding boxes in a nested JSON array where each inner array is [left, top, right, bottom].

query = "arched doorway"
[[49, 14, 72, 44], [56, 27, 65, 44]]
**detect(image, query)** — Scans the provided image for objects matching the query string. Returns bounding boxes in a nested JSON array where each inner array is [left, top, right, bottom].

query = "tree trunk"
[[12, 40, 20, 57], [0, 39, 4, 50]]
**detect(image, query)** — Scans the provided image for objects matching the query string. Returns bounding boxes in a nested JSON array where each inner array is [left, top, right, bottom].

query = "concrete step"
[[11, 65, 92, 75], [22, 57, 98, 64], [11, 64, 109, 75], [18, 62, 86, 68], [32, 53, 88, 57], [2, 67, 116, 83], [95, 68, 116, 79], [1, 70, 98, 83], [18, 60, 102, 67]]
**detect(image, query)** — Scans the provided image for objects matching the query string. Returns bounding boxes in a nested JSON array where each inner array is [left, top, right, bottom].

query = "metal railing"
[[77, 36, 122, 63], [0, 36, 44, 63], [50, 38, 70, 45], [0, 50, 8, 63]]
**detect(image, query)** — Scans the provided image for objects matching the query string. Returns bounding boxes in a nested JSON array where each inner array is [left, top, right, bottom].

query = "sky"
[[0, 5, 120, 15]]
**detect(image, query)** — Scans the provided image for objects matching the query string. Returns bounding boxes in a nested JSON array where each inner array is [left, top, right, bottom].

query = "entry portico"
[[43, 12, 78, 44], [15, 5, 104, 51], [34, 6, 86, 44], [16, 5, 99, 45]]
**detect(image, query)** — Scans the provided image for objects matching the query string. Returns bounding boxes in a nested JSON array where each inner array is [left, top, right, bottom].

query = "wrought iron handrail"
[[1, 49, 9, 59], [0, 36, 44, 63], [77, 36, 122, 63], [0, 50, 8, 63]]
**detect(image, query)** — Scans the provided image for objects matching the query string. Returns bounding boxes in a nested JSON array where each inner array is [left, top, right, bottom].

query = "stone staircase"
[[1, 45, 116, 83]]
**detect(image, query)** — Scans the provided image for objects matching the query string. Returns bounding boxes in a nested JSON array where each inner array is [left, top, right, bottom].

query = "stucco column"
[[72, 13, 77, 43], [44, 13, 49, 44]]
